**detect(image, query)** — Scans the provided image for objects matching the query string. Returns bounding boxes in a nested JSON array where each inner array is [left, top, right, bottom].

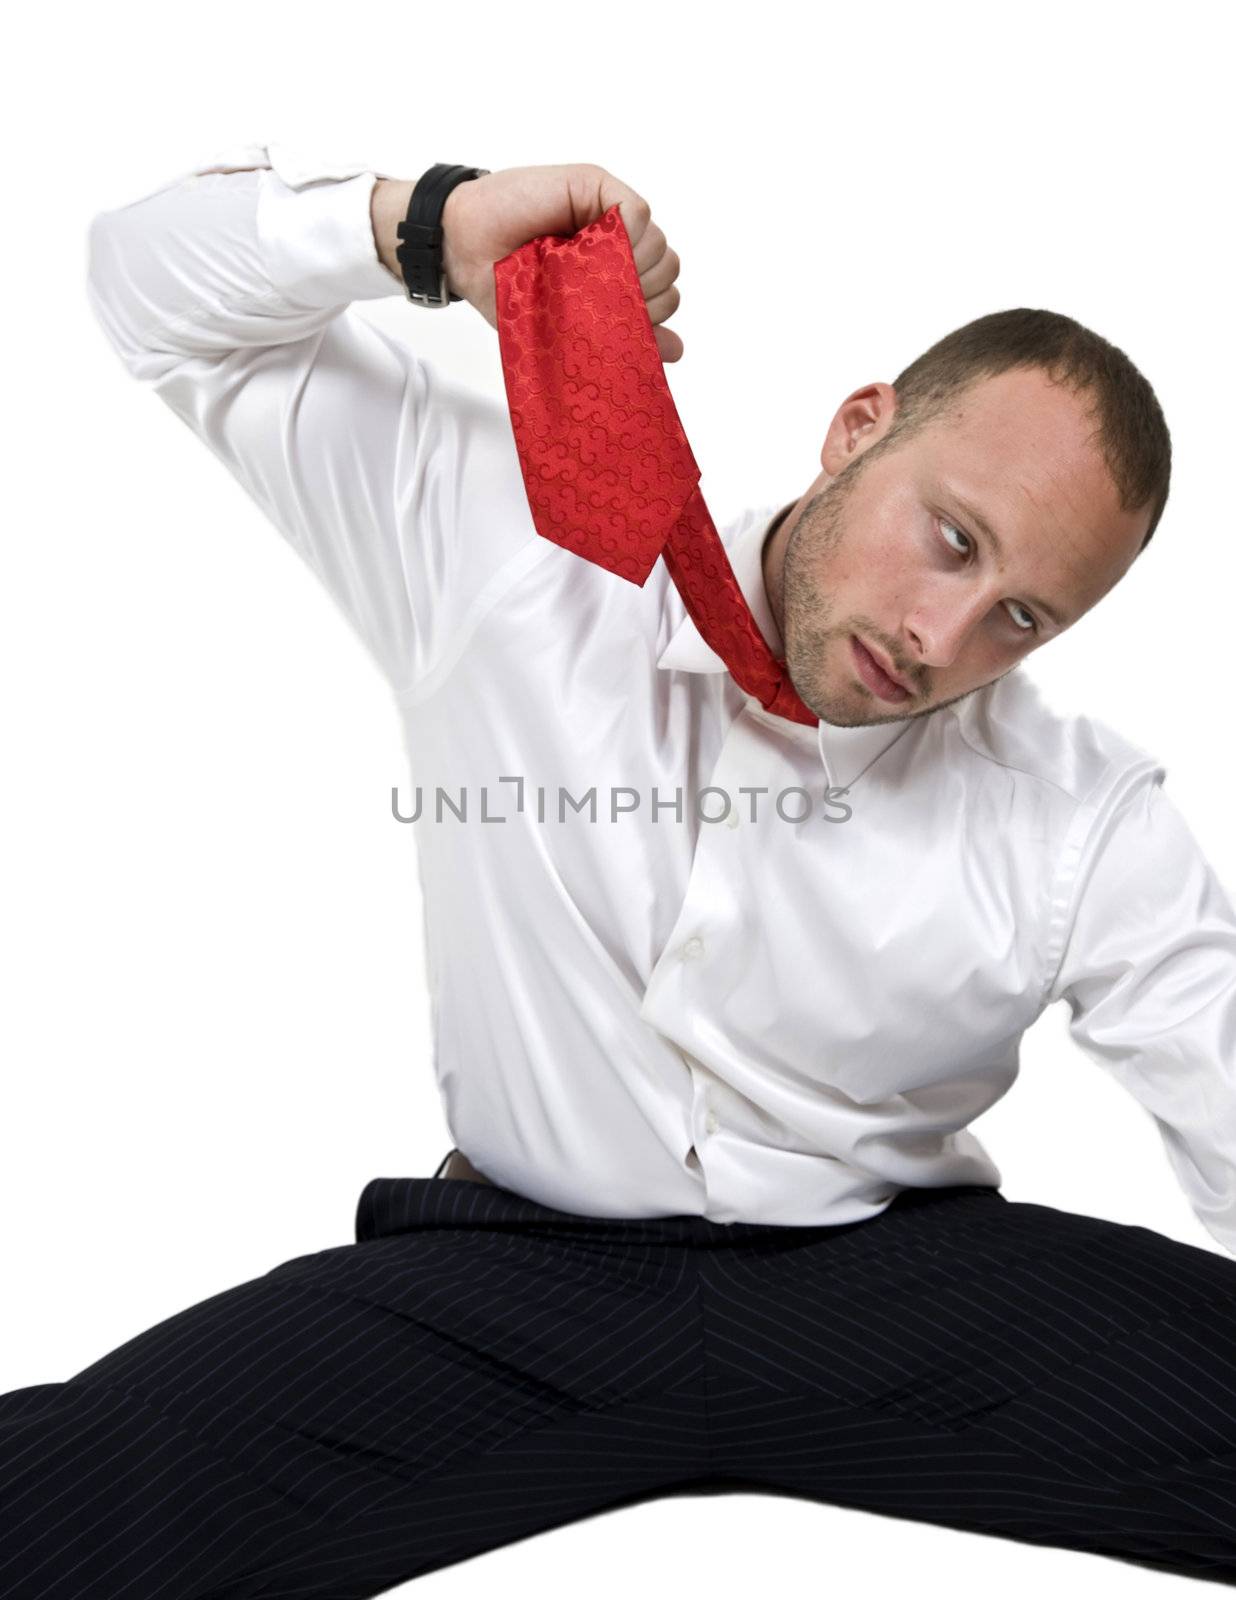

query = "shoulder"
[[946, 666, 1163, 807]]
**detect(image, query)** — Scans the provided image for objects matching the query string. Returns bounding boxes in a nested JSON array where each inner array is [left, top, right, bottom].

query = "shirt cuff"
[[233, 139, 407, 308]]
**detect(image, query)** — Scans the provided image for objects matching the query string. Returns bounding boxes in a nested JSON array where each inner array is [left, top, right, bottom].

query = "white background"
[[3, 0, 1234, 1591]]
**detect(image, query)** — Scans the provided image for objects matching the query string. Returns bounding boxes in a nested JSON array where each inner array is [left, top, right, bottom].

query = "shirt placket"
[[640, 701, 804, 1173]]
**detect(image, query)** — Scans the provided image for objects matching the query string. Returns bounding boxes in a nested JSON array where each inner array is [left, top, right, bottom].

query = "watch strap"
[[395, 163, 489, 308]]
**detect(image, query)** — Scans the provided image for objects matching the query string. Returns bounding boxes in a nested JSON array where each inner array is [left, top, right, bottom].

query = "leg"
[[701, 1186, 1236, 1577], [0, 1173, 710, 1599]]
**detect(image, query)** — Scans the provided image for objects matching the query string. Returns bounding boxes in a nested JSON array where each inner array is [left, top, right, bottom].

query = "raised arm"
[[84, 146, 682, 695]]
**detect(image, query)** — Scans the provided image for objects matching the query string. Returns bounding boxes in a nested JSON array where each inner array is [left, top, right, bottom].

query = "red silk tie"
[[492, 204, 818, 728]]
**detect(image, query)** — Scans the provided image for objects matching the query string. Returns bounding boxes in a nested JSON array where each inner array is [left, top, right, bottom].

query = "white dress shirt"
[[85, 142, 1236, 1252]]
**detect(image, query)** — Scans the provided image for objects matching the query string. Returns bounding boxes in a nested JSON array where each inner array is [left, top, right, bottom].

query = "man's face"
[[769, 366, 1153, 728]]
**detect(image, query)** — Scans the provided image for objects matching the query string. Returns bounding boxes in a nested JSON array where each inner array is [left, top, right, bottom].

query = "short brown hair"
[[886, 308, 1171, 551]]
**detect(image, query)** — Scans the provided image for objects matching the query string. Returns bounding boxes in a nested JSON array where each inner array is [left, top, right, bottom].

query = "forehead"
[[932, 366, 1106, 488]]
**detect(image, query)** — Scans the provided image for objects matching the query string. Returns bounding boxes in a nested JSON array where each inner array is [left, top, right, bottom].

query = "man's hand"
[[383, 163, 685, 363]]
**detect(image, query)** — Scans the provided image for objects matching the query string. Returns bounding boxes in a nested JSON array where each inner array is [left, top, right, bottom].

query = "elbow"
[[84, 208, 180, 381]]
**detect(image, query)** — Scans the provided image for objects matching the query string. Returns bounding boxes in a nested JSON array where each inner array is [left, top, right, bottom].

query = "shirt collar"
[[656, 500, 915, 790]]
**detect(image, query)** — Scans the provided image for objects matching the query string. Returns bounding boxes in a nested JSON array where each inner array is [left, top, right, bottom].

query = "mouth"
[[851, 635, 913, 703]]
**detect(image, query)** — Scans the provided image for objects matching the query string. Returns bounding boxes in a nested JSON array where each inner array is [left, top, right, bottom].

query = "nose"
[[905, 587, 995, 670]]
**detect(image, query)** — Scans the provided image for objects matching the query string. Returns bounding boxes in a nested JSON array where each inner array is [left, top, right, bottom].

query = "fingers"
[[636, 227, 679, 292], [593, 170, 684, 359], [632, 222, 682, 346], [644, 240, 683, 358], [654, 325, 685, 363], [598, 174, 678, 289], [644, 280, 682, 326], [597, 169, 652, 254], [624, 209, 661, 275]]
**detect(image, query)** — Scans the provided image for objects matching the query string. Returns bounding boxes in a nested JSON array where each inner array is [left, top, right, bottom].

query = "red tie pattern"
[[492, 203, 818, 728]]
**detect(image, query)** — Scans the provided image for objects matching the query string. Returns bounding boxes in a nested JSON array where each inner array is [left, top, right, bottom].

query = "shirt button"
[[680, 935, 705, 960], [705, 1109, 720, 1135]]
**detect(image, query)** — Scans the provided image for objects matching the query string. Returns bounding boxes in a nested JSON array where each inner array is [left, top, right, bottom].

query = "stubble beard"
[[779, 479, 905, 728], [780, 484, 1007, 728]]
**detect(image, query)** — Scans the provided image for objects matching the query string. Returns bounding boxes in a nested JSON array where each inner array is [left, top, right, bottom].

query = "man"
[[2, 144, 1234, 1595]]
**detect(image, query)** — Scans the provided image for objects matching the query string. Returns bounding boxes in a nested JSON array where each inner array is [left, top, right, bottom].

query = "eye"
[[939, 518, 971, 557], [937, 517, 1039, 636]]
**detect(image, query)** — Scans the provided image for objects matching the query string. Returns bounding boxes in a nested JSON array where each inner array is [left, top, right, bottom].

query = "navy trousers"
[[3, 1160, 1236, 1598]]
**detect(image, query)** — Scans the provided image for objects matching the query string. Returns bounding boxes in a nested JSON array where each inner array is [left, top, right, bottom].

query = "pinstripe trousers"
[[3, 1160, 1236, 1598]]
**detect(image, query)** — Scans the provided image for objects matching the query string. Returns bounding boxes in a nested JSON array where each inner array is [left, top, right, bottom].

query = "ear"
[[820, 383, 898, 477]]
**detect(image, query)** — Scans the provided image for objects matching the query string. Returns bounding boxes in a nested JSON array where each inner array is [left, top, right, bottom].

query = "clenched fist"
[[409, 163, 685, 363]]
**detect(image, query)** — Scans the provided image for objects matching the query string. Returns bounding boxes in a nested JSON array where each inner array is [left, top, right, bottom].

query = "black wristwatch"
[[395, 163, 489, 308]]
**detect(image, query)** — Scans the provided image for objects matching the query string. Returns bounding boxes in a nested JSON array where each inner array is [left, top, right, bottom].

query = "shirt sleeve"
[[84, 140, 535, 694], [1046, 764, 1236, 1258]]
